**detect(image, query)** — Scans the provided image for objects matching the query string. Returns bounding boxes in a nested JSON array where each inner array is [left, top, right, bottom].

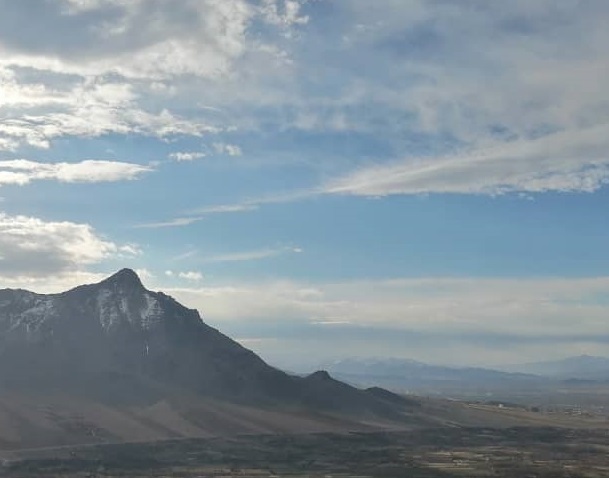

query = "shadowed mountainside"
[[0, 269, 416, 449]]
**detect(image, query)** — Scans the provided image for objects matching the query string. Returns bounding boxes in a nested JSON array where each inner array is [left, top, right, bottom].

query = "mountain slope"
[[0, 270, 410, 419], [0, 269, 276, 400], [0, 271, 591, 451]]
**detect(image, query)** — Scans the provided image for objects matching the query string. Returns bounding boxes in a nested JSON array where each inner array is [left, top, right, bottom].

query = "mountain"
[[502, 355, 609, 380], [0, 269, 415, 449], [0, 269, 276, 400], [320, 357, 544, 394]]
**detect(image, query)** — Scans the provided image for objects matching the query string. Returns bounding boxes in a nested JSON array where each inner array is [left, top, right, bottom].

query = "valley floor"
[[3, 427, 609, 477]]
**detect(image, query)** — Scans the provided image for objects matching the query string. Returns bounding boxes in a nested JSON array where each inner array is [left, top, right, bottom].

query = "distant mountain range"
[[501, 355, 609, 380], [319, 354, 609, 394], [0, 269, 414, 449], [319, 357, 544, 393]]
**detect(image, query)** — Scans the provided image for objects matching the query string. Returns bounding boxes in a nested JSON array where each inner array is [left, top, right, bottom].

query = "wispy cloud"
[[168, 151, 207, 161], [325, 124, 609, 196], [134, 203, 259, 229], [137, 188, 319, 229], [201, 246, 302, 263], [194, 204, 260, 214], [165, 270, 204, 282], [212, 143, 243, 156], [0, 159, 152, 186]]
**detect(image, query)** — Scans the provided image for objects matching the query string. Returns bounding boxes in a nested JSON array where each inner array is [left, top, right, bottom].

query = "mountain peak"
[[101, 268, 144, 289], [307, 370, 333, 381]]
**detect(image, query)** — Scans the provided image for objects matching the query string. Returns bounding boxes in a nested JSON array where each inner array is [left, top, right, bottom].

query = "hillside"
[[0, 270, 414, 449]]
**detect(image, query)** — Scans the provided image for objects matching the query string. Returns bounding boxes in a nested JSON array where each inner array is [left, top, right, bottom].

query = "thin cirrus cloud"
[[134, 203, 259, 229], [200, 246, 303, 264], [137, 189, 320, 229], [325, 124, 609, 197], [0, 159, 152, 186]]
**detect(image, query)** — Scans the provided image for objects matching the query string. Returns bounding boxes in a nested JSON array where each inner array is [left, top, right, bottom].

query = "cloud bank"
[[166, 275, 609, 366]]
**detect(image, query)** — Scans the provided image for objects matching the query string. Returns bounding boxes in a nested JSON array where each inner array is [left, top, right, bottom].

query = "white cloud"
[[213, 142, 243, 156], [134, 217, 201, 229], [134, 268, 155, 281], [0, 1, 306, 150], [260, 0, 309, 28], [0, 0, 253, 80], [143, 189, 318, 229], [0, 211, 138, 279], [5, 268, 609, 366], [134, 203, 259, 229], [166, 276, 609, 341], [1, 0, 607, 162], [201, 246, 302, 263], [0, 74, 221, 150], [168, 151, 207, 161], [326, 124, 609, 196], [0, 159, 152, 186], [164, 269, 203, 281], [178, 271, 204, 281], [194, 203, 259, 214]]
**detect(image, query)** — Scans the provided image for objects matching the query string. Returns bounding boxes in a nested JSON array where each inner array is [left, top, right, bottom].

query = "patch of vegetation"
[[4, 428, 609, 477]]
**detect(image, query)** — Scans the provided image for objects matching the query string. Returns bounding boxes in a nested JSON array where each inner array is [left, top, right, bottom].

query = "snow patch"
[[96, 288, 163, 332], [140, 293, 162, 330]]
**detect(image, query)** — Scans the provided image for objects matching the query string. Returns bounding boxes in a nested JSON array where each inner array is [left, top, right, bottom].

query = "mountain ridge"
[[501, 354, 609, 380], [0, 269, 410, 417]]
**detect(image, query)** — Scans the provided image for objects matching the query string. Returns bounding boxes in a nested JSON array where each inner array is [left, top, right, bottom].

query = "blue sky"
[[1, 0, 609, 369]]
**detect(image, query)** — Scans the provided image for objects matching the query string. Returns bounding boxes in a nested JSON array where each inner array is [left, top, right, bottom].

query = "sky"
[[1, 0, 609, 370]]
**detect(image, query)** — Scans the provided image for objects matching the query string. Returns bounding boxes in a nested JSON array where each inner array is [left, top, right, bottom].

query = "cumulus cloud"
[[0, 0, 307, 150], [0, 211, 138, 278], [0, 159, 152, 186], [0, 73, 221, 150]]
